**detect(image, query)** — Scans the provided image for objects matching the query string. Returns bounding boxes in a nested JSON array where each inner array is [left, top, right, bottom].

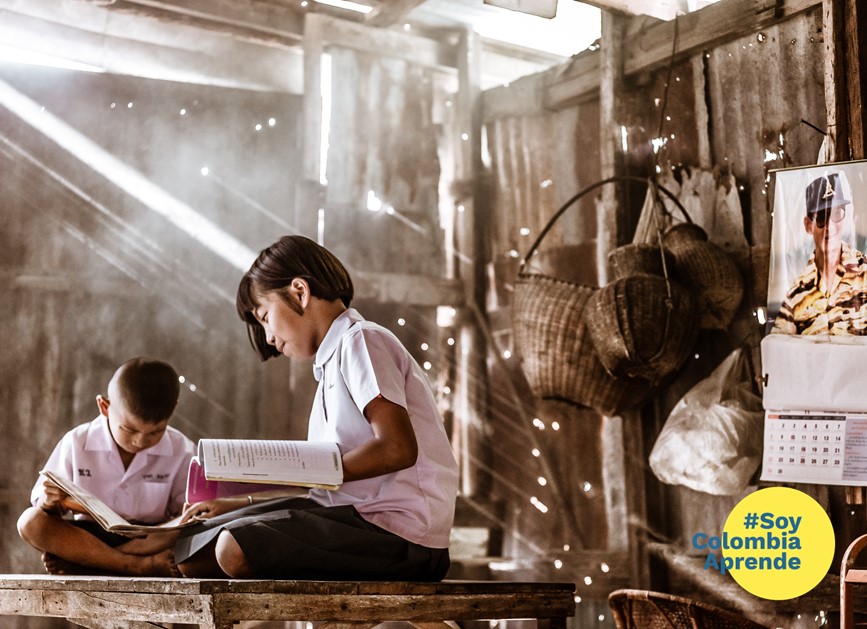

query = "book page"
[[198, 439, 342, 488], [40, 470, 130, 531], [40, 470, 193, 533]]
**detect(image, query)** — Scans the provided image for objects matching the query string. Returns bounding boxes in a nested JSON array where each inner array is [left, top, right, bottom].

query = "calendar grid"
[[762, 410, 867, 485]]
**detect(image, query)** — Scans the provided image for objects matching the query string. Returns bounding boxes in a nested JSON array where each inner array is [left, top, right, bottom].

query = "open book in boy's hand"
[[186, 439, 343, 504], [39, 470, 195, 535]]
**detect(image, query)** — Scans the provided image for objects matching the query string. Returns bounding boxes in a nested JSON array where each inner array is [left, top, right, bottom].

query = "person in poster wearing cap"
[[772, 172, 867, 335]]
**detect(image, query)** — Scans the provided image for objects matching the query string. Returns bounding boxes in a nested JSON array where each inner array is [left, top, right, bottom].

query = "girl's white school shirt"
[[31, 416, 195, 523], [307, 308, 459, 549]]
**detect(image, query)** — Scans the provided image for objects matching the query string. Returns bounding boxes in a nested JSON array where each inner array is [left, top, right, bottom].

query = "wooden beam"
[[0, 267, 464, 307], [352, 270, 465, 306], [0, 1, 303, 93], [622, 0, 813, 76], [304, 12, 456, 69], [483, 73, 547, 119], [0, 271, 143, 296], [479, 39, 569, 89], [115, 0, 304, 44], [581, 0, 686, 20], [481, 51, 598, 119], [544, 51, 602, 109], [364, 0, 427, 27], [483, 0, 558, 19], [481, 0, 822, 121]]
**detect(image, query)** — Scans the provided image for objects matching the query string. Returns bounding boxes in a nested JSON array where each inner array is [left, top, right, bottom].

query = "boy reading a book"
[[17, 357, 195, 576], [175, 235, 459, 581]]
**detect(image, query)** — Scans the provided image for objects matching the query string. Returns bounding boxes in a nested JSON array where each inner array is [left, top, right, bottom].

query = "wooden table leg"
[[539, 617, 567, 629]]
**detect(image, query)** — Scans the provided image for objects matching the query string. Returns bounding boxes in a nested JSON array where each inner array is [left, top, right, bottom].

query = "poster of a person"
[[768, 162, 867, 336]]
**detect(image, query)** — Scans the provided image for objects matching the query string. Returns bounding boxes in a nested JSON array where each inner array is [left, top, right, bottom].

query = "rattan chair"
[[841, 533, 867, 629], [608, 589, 768, 629]]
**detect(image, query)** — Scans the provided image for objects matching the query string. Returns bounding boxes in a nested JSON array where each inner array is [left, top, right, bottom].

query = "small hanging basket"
[[607, 242, 672, 280], [512, 176, 690, 415], [583, 181, 699, 383], [662, 222, 744, 330], [583, 273, 698, 382]]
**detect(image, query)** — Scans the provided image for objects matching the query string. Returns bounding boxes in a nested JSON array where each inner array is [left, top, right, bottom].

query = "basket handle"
[[518, 175, 692, 274]]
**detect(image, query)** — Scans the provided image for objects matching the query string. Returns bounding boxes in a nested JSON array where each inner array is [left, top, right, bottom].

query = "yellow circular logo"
[[710, 487, 834, 600]]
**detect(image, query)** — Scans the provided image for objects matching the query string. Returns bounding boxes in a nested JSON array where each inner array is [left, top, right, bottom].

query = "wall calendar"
[[761, 410, 867, 485]]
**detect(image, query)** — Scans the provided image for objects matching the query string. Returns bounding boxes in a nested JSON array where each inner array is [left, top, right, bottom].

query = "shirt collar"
[[85, 416, 115, 452], [313, 308, 364, 381]]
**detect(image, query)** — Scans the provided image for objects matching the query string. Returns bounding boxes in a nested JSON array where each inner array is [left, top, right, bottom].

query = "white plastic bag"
[[649, 348, 763, 495]]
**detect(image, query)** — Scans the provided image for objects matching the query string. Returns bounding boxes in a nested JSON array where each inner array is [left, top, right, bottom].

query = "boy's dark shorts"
[[70, 519, 136, 548]]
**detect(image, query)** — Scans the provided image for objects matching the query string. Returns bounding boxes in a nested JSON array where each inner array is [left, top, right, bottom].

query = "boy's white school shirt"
[[31, 416, 196, 524], [307, 308, 459, 549]]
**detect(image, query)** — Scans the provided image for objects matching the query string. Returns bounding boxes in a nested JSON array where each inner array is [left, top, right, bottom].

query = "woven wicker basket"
[[512, 273, 654, 415], [663, 222, 744, 330], [583, 273, 698, 382], [584, 182, 698, 383], [608, 589, 768, 629], [607, 243, 671, 280], [512, 176, 688, 415]]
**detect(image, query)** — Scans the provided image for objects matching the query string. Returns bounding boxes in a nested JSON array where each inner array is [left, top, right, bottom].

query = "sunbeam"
[[0, 78, 257, 271]]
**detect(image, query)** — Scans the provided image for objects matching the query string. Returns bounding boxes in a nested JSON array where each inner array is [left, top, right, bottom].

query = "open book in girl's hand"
[[185, 439, 343, 504], [39, 470, 194, 535]]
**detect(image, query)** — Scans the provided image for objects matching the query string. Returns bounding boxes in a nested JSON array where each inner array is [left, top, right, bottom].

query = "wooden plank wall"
[[323, 48, 445, 279], [481, 4, 829, 623], [486, 104, 600, 267], [706, 10, 827, 243]]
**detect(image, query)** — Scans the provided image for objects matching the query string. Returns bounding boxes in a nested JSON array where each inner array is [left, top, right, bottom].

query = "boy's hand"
[[179, 497, 249, 523], [40, 480, 87, 515]]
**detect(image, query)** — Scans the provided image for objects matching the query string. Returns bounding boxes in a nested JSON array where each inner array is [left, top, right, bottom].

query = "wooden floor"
[[0, 576, 576, 629]]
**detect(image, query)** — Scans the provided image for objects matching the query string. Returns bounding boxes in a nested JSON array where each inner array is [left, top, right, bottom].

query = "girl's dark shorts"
[[174, 496, 450, 581]]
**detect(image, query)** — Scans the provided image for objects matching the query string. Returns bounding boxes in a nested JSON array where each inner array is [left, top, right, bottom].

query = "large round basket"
[[512, 273, 654, 415], [512, 176, 689, 415]]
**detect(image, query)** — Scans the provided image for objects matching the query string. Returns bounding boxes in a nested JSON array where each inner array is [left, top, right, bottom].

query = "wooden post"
[[298, 13, 327, 241], [451, 26, 491, 498], [823, 0, 867, 571], [302, 13, 325, 185], [599, 9, 650, 589], [597, 11, 626, 283], [823, 0, 867, 161]]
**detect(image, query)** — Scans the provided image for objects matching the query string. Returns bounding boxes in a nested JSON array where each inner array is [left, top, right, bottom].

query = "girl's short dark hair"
[[113, 357, 180, 423], [236, 235, 354, 360]]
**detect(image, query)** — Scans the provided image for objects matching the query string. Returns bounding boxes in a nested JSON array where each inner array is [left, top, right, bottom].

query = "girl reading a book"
[[175, 235, 458, 581]]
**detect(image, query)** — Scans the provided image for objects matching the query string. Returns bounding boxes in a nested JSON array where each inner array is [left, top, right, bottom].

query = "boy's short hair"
[[236, 235, 354, 361], [110, 358, 180, 423]]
